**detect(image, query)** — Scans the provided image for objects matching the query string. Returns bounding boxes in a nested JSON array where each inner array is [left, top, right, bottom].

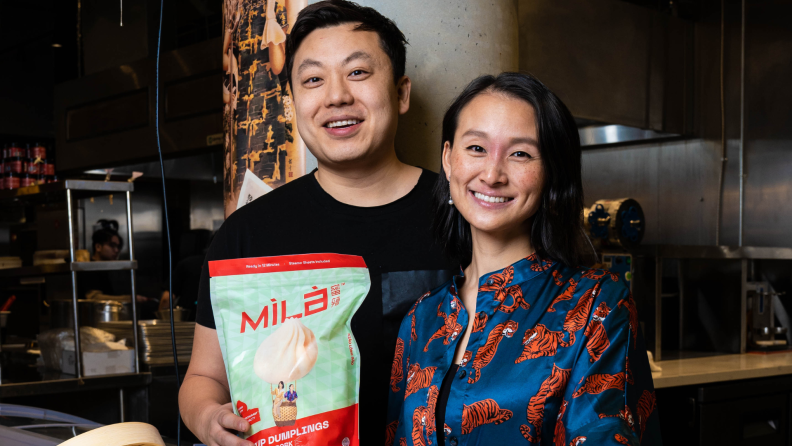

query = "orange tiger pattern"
[[614, 434, 630, 445], [425, 386, 440, 442], [599, 404, 635, 431], [469, 320, 519, 384], [570, 436, 587, 445], [581, 268, 619, 282], [479, 266, 515, 305], [411, 406, 428, 446], [548, 278, 579, 312], [572, 368, 633, 398], [424, 297, 463, 352], [562, 284, 599, 346], [520, 364, 571, 443], [399, 438, 407, 446], [408, 292, 432, 342], [472, 312, 488, 333], [460, 350, 473, 368], [461, 399, 513, 435], [637, 390, 656, 441], [552, 270, 565, 286], [531, 257, 554, 272], [495, 284, 531, 313], [516, 324, 572, 363], [583, 302, 611, 362], [554, 400, 568, 446], [405, 363, 437, 399], [408, 386, 440, 446], [391, 338, 404, 392], [618, 294, 639, 348], [385, 420, 398, 446]]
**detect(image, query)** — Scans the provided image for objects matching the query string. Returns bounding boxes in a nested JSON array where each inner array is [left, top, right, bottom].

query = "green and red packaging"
[[210, 253, 370, 446]]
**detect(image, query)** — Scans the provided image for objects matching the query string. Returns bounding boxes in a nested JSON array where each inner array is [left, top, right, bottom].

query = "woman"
[[285, 384, 298, 403], [272, 381, 286, 417], [386, 73, 660, 446]]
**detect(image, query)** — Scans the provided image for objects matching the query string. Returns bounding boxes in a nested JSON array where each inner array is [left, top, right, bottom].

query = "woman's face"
[[442, 92, 544, 237]]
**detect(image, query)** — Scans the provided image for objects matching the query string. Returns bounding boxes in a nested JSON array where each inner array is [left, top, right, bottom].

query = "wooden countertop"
[[652, 352, 792, 389]]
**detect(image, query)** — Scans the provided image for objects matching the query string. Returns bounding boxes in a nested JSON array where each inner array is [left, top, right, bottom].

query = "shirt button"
[[449, 437, 458, 446], [459, 369, 466, 379], [486, 278, 494, 286]]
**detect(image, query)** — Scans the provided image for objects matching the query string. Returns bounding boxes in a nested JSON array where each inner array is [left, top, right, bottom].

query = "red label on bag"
[[238, 400, 262, 425], [246, 404, 358, 446], [210, 253, 366, 277]]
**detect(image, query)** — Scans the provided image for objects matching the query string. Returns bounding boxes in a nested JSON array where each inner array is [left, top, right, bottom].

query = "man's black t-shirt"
[[195, 169, 454, 442]]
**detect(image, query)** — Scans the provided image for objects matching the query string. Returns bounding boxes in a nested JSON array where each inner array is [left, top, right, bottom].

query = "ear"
[[396, 75, 411, 115], [441, 141, 452, 181]]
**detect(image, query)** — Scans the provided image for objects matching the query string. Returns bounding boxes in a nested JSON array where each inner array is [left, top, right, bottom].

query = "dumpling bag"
[[210, 254, 370, 446]]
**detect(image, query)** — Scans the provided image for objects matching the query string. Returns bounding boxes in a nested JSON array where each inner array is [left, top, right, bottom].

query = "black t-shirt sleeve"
[[195, 221, 233, 329]]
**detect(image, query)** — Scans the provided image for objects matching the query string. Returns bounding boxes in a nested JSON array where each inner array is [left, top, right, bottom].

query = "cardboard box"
[[60, 348, 135, 376]]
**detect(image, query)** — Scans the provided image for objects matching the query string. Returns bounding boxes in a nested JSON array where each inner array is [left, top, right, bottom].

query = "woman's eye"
[[467, 145, 486, 153], [512, 151, 533, 159]]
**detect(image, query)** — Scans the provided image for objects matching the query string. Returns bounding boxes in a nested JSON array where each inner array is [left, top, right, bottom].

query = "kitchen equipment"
[[584, 197, 645, 249], [154, 307, 188, 322], [748, 282, 789, 351], [97, 320, 194, 366], [93, 300, 132, 323]]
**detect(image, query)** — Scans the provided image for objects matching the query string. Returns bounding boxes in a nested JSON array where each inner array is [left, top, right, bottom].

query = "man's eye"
[[350, 70, 366, 76], [304, 77, 321, 84], [467, 145, 485, 153]]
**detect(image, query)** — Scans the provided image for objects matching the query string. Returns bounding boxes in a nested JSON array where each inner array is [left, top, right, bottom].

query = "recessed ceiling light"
[[52, 43, 62, 48]]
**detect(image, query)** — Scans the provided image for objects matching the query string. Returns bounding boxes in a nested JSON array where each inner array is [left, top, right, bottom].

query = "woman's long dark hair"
[[432, 72, 594, 268]]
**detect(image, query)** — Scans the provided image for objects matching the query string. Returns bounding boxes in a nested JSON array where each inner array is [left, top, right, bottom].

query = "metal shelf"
[[0, 260, 137, 278], [634, 244, 792, 362], [631, 244, 792, 260], [0, 371, 151, 398], [0, 180, 133, 203]]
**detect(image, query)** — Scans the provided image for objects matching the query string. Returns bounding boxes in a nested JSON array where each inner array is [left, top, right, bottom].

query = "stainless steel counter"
[[652, 352, 792, 389]]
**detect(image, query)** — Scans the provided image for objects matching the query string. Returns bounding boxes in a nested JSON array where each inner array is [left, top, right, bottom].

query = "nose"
[[324, 73, 354, 108], [480, 153, 508, 186]]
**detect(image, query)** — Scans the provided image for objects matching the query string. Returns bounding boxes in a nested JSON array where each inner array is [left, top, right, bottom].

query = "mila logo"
[[240, 286, 331, 333]]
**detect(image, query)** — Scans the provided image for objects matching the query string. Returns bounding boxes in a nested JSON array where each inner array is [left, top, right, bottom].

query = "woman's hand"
[[197, 402, 252, 446]]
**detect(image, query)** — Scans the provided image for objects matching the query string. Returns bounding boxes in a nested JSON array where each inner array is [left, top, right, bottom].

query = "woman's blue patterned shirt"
[[385, 254, 661, 446]]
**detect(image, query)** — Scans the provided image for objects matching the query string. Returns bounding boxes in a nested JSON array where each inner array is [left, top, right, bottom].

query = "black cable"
[[154, 0, 182, 444]]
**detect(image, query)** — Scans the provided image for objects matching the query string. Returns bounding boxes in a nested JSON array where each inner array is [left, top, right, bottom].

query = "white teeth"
[[326, 119, 360, 128], [474, 192, 511, 203]]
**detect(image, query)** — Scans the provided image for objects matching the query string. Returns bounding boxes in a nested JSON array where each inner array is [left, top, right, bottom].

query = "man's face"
[[291, 23, 410, 169], [95, 236, 121, 261]]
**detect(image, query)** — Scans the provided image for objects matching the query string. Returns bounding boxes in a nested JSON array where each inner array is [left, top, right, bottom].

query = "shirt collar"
[[452, 252, 553, 291]]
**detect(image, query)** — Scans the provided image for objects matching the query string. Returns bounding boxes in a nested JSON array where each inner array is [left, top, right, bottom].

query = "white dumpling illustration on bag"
[[254, 318, 318, 383]]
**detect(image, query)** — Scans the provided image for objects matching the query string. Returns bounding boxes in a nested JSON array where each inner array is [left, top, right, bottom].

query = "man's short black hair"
[[92, 228, 123, 251], [285, 0, 408, 87]]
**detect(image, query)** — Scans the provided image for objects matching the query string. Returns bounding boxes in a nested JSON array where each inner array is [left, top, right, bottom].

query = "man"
[[91, 228, 122, 262], [82, 224, 161, 316], [179, 2, 453, 445]]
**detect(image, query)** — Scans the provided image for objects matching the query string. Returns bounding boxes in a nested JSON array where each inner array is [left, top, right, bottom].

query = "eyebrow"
[[342, 51, 373, 66], [297, 58, 322, 75], [461, 129, 539, 147]]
